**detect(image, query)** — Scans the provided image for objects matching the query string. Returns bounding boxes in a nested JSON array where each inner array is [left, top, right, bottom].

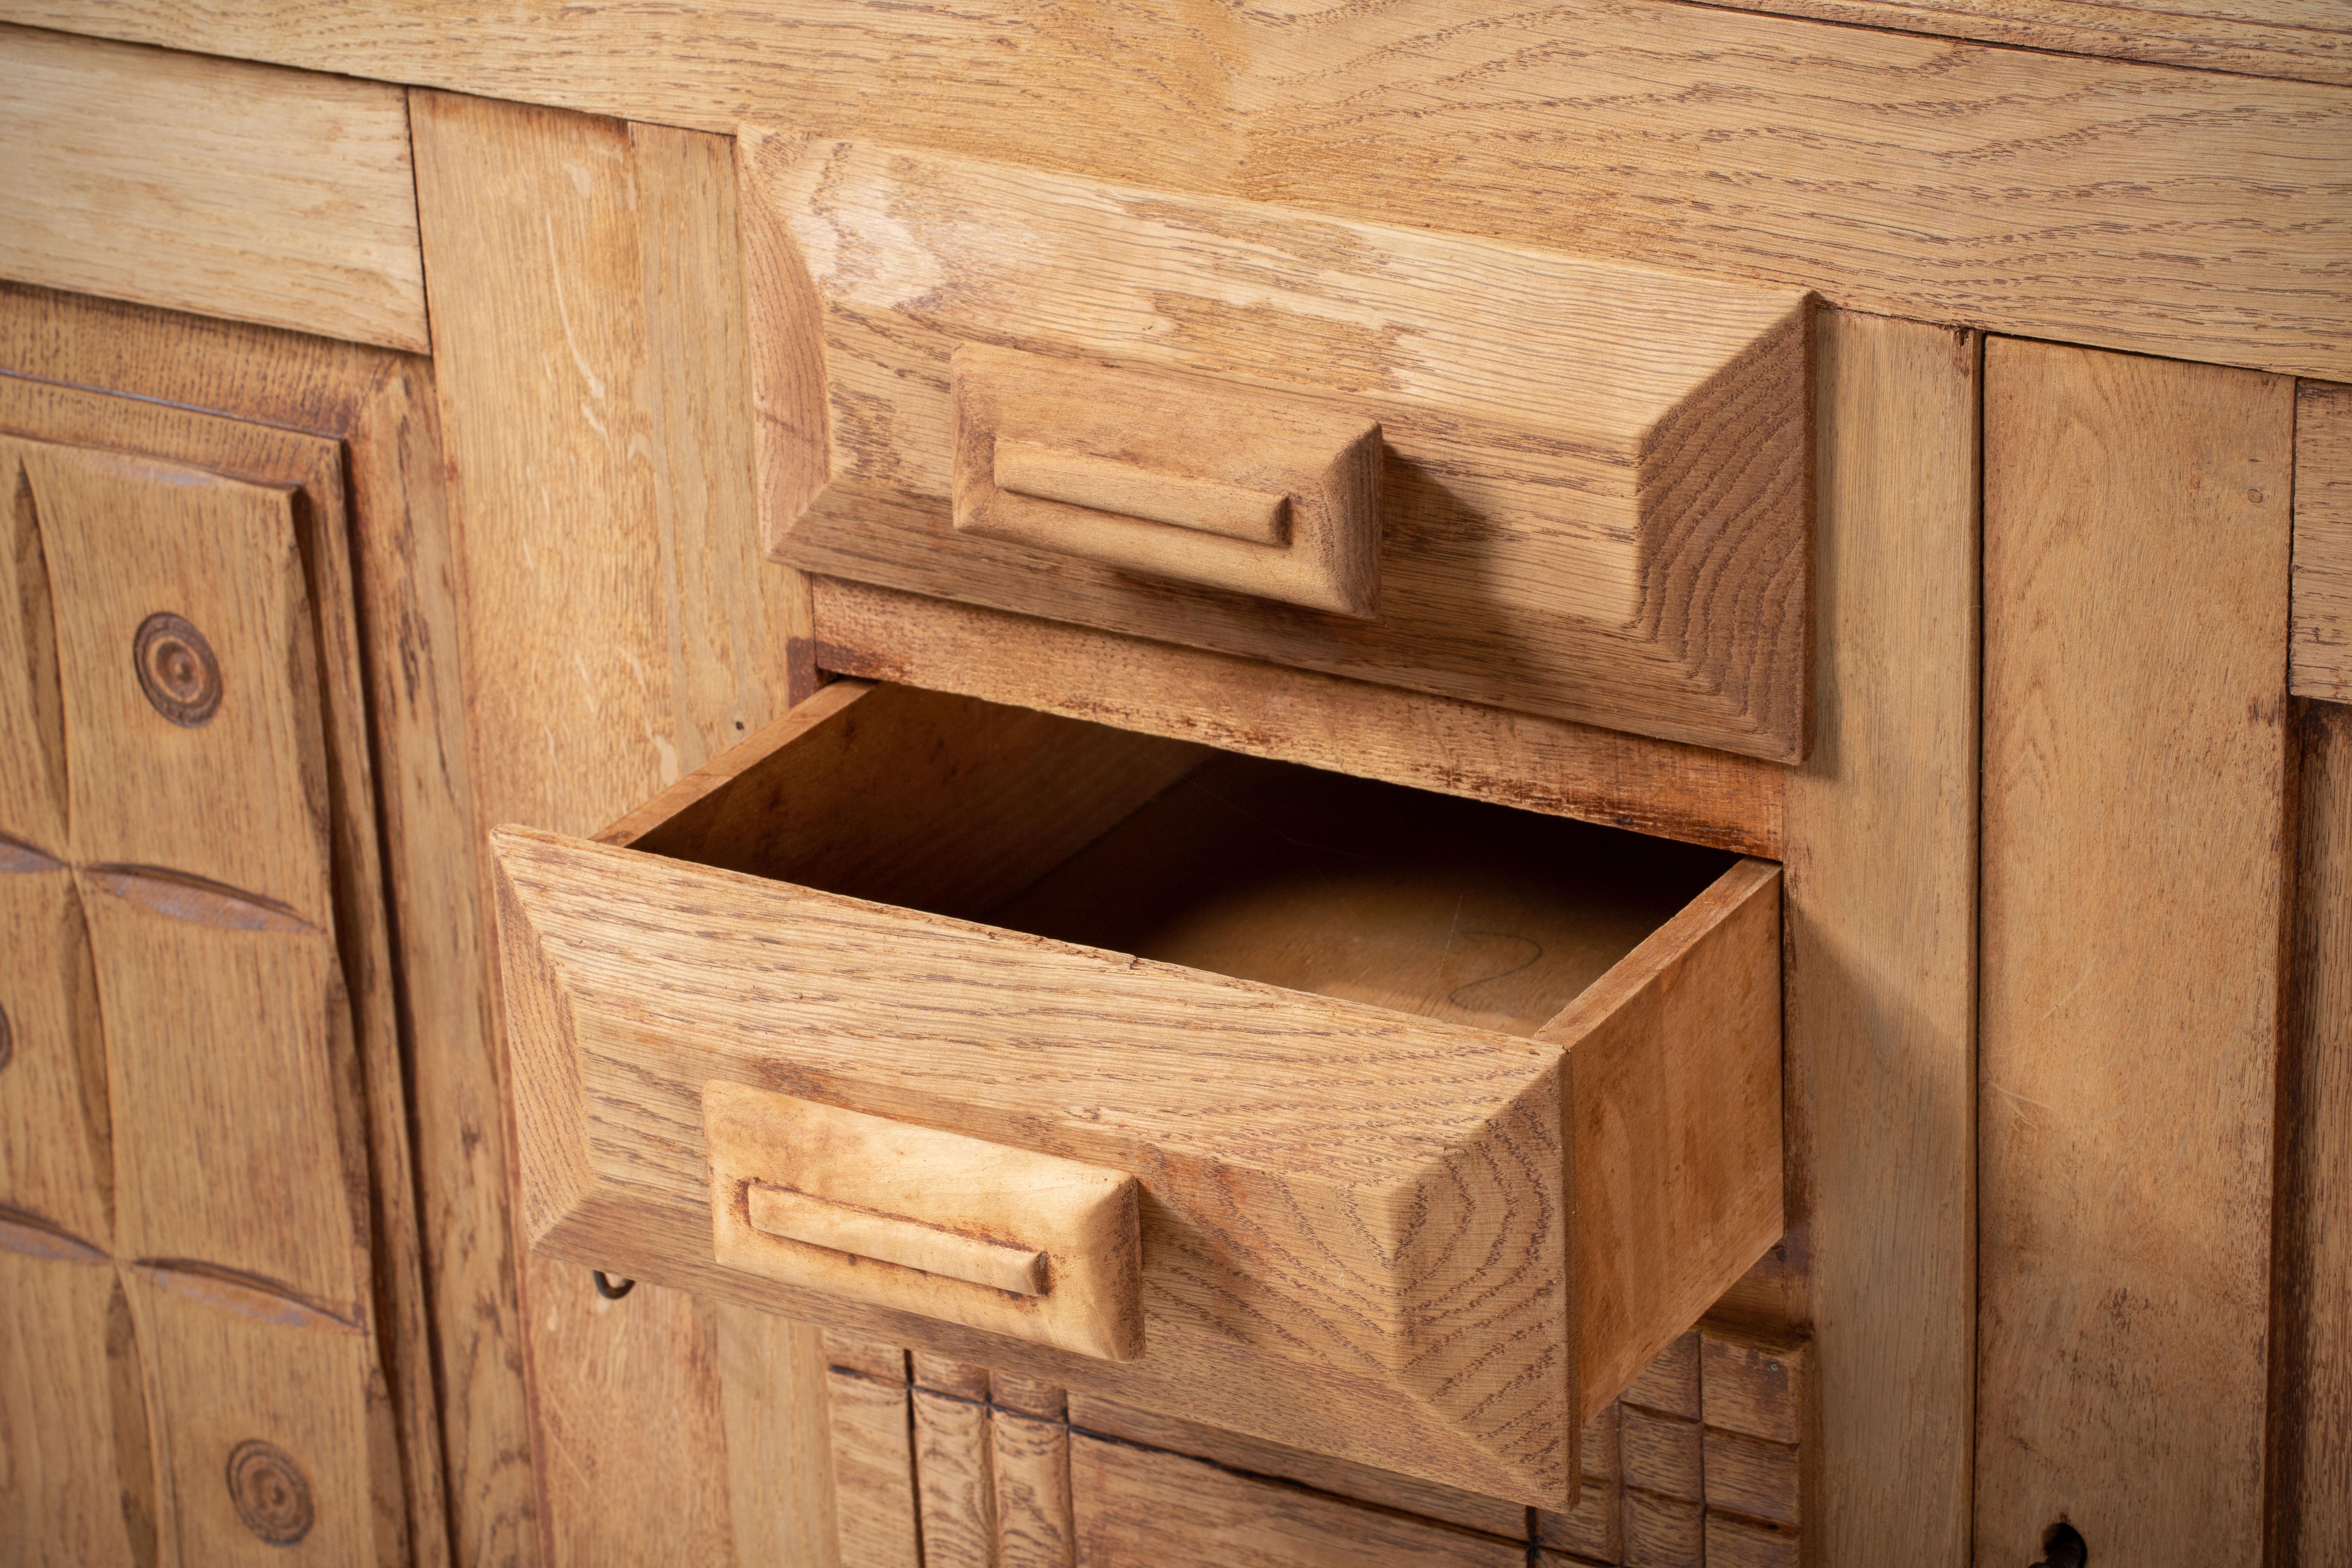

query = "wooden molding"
[[744, 133, 1816, 762], [0, 24, 428, 352]]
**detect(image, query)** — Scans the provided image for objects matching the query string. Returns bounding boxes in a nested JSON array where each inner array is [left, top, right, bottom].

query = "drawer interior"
[[621, 680, 1735, 1039]]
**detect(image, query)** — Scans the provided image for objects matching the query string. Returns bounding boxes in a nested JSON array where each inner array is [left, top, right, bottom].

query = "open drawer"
[[490, 679, 1781, 1509]]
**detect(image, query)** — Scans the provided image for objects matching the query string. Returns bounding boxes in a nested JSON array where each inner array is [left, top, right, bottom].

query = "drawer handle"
[[705, 1081, 1144, 1360], [992, 439, 1289, 546], [743, 1181, 1050, 1296], [952, 343, 1382, 618]]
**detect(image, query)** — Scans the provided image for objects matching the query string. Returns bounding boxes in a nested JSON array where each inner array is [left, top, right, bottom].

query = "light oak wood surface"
[[1780, 312, 1980, 1565], [0, 1249, 145, 1566], [2292, 381, 2352, 703], [718, 1309, 841, 1568], [826, 1366, 922, 1568], [1070, 1436, 1524, 1568], [0, 282, 521, 1568], [1979, 339, 2292, 1564], [746, 131, 1815, 761], [411, 93, 809, 1568], [12, 1, 2352, 381], [2271, 700, 2352, 1560], [1720, 0, 2352, 85], [813, 580, 1783, 857], [0, 24, 427, 352]]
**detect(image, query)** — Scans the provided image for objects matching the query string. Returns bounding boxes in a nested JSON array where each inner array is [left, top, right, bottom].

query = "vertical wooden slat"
[[411, 90, 773, 1567], [720, 1308, 841, 1568], [2272, 698, 2352, 1560], [1978, 340, 2292, 1562], [826, 1370, 922, 1568], [913, 1387, 997, 1568], [992, 1409, 1075, 1568], [1783, 311, 1980, 1566]]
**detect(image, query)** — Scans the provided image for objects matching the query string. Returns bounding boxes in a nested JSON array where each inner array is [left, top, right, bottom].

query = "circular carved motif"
[[225, 1439, 314, 1546], [0, 1004, 12, 1074], [133, 612, 222, 727]]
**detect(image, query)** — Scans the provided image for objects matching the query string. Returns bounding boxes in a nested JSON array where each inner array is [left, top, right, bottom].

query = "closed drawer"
[[741, 134, 1816, 764], [491, 679, 1782, 1509]]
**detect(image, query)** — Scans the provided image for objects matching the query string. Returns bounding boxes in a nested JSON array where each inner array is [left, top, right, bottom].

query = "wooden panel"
[[1544, 867, 1783, 1413], [2292, 381, 2352, 701], [1069, 1435, 1524, 1568], [0, 24, 426, 351], [827, 1369, 922, 1568], [13, 436, 336, 926], [0, 283, 510, 1568], [0, 865, 109, 1246], [0, 1249, 147, 1566], [1708, 0, 2351, 86], [130, 1266, 402, 1566], [719, 1308, 841, 1568], [813, 580, 1782, 857], [1781, 311, 1980, 1565], [747, 132, 1814, 761], [2271, 698, 2352, 1561], [14, 3, 2352, 381], [411, 91, 804, 1567], [1979, 341, 2292, 1563], [1068, 1395, 1528, 1538]]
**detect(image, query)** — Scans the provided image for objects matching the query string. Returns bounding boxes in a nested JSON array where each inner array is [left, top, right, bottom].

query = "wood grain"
[[1781, 311, 1980, 1566], [812, 579, 1782, 858], [719, 1308, 841, 1568], [746, 131, 1815, 761], [2291, 381, 2352, 702], [1713, 0, 2352, 87], [0, 281, 524, 1568], [991, 1408, 1076, 1568], [1066, 1394, 1529, 1538], [911, 1388, 996, 1568], [1978, 339, 2292, 1565], [0, 23, 427, 351], [0, 1251, 145, 1566], [0, 865, 110, 1248], [2271, 699, 2352, 1562], [826, 1368, 922, 1568], [11, 2, 2352, 380], [411, 92, 806, 1567], [1070, 1435, 1524, 1568]]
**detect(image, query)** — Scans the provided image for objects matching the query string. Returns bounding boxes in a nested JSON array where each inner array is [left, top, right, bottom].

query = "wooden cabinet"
[[2, 9, 2349, 1568]]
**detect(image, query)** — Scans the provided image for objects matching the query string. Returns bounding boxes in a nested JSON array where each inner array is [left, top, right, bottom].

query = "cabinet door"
[[0, 373, 432, 1566]]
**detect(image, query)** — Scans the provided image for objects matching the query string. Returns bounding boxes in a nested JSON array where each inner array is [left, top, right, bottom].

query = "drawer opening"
[[612, 680, 1737, 1039]]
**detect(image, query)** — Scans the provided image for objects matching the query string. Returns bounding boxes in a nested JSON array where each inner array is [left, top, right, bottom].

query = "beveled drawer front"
[[492, 680, 1782, 1509], [742, 132, 1814, 763]]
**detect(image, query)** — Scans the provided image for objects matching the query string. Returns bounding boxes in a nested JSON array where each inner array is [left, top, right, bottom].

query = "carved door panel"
[[0, 376, 435, 1565]]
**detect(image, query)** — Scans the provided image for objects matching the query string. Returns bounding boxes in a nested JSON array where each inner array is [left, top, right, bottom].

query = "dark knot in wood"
[[225, 1438, 314, 1545], [0, 1003, 11, 1073], [134, 612, 222, 727]]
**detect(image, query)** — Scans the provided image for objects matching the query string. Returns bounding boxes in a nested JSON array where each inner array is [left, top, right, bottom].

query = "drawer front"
[[494, 679, 1782, 1509], [742, 134, 1815, 763]]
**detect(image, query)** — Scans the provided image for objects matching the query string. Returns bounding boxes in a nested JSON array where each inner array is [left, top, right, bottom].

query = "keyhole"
[[2033, 1521, 2087, 1568]]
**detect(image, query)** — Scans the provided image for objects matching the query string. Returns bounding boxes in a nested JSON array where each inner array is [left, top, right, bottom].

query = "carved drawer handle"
[[743, 1180, 1050, 1296], [952, 343, 1382, 618], [705, 1080, 1144, 1360]]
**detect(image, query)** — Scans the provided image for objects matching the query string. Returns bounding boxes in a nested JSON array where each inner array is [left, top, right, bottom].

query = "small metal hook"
[[591, 1270, 636, 1300]]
